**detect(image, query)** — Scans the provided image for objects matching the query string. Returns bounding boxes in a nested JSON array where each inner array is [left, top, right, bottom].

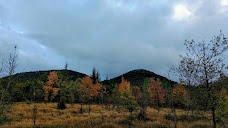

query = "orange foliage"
[[150, 78, 166, 104], [47, 71, 58, 86], [52, 87, 60, 97], [43, 71, 59, 101], [92, 83, 102, 97], [82, 76, 93, 88], [81, 76, 102, 97], [43, 86, 51, 101], [118, 76, 131, 94]]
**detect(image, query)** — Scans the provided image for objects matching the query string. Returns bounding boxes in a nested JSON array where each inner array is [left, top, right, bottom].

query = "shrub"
[[57, 101, 66, 110], [164, 113, 176, 121]]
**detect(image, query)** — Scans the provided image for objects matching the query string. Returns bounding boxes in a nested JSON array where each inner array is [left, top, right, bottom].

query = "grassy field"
[[0, 102, 226, 128]]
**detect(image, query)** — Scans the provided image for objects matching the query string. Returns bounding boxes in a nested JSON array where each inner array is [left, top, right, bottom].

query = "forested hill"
[[4, 69, 88, 83], [103, 69, 176, 86], [1, 69, 176, 86]]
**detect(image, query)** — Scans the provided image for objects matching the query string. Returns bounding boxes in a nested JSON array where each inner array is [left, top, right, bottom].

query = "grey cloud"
[[0, 0, 228, 80]]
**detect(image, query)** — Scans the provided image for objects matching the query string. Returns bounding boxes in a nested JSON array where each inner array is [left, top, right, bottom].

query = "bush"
[[164, 113, 176, 121], [57, 101, 66, 110], [25, 100, 32, 104], [0, 114, 10, 124]]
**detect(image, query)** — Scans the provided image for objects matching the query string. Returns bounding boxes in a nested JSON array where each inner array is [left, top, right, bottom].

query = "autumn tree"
[[118, 76, 131, 94], [172, 83, 189, 108], [80, 76, 102, 113], [149, 78, 166, 112], [43, 71, 59, 102], [118, 77, 138, 118], [174, 31, 228, 128]]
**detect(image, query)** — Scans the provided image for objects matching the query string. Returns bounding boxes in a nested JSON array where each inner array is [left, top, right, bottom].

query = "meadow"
[[0, 102, 223, 128]]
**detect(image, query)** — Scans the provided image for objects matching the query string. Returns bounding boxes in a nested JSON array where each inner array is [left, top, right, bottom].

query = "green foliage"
[[215, 88, 228, 121], [141, 78, 150, 106], [0, 113, 10, 124], [164, 113, 176, 121], [138, 78, 150, 120], [111, 85, 121, 109], [0, 83, 13, 124], [190, 86, 210, 110], [119, 90, 138, 113], [63, 79, 81, 104], [125, 96, 138, 113]]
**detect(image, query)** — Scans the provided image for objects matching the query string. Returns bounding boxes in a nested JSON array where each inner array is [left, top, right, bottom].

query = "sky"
[[0, 0, 228, 80]]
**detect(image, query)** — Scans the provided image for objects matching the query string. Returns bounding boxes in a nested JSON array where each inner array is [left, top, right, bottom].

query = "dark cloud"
[[0, 0, 228, 80]]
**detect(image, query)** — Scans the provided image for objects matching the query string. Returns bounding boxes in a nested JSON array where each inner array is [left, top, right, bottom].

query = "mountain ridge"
[[1, 69, 176, 86], [103, 69, 176, 86]]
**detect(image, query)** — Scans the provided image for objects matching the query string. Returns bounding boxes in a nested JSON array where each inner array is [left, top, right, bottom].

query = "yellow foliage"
[[118, 76, 131, 94]]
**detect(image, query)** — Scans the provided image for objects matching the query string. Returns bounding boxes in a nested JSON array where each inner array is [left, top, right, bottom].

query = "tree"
[[64, 61, 68, 70], [64, 79, 81, 106], [79, 76, 92, 113], [210, 75, 228, 126], [132, 86, 142, 104], [57, 79, 67, 110], [118, 76, 131, 94], [43, 71, 59, 102], [172, 83, 189, 108], [80, 76, 102, 112], [138, 78, 150, 120], [118, 77, 138, 118], [174, 31, 228, 128], [111, 84, 122, 110], [149, 78, 166, 112], [91, 67, 100, 84], [0, 46, 18, 124]]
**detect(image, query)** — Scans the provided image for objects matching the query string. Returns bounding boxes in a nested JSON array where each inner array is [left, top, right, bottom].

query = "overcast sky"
[[1, 0, 228, 80]]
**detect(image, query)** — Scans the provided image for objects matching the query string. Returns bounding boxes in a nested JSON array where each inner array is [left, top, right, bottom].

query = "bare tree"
[[174, 31, 228, 128], [0, 46, 18, 124]]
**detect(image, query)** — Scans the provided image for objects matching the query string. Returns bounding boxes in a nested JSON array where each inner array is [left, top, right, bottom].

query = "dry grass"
[[0, 102, 227, 128]]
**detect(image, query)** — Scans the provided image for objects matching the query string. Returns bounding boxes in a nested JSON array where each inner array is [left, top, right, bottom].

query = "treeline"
[[8, 69, 228, 118]]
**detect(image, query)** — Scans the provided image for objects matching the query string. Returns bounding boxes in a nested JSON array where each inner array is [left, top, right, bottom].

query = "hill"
[[3, 69, 88, 83], [103, 69, 176, 86], [1, 69, 176, 86]]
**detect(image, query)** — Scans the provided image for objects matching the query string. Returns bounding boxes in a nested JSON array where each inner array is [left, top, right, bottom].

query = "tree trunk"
[[138, 108, 146, 120]]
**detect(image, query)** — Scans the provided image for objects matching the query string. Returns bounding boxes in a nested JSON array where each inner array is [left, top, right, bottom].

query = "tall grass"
[[0, 102, 226, 128]]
